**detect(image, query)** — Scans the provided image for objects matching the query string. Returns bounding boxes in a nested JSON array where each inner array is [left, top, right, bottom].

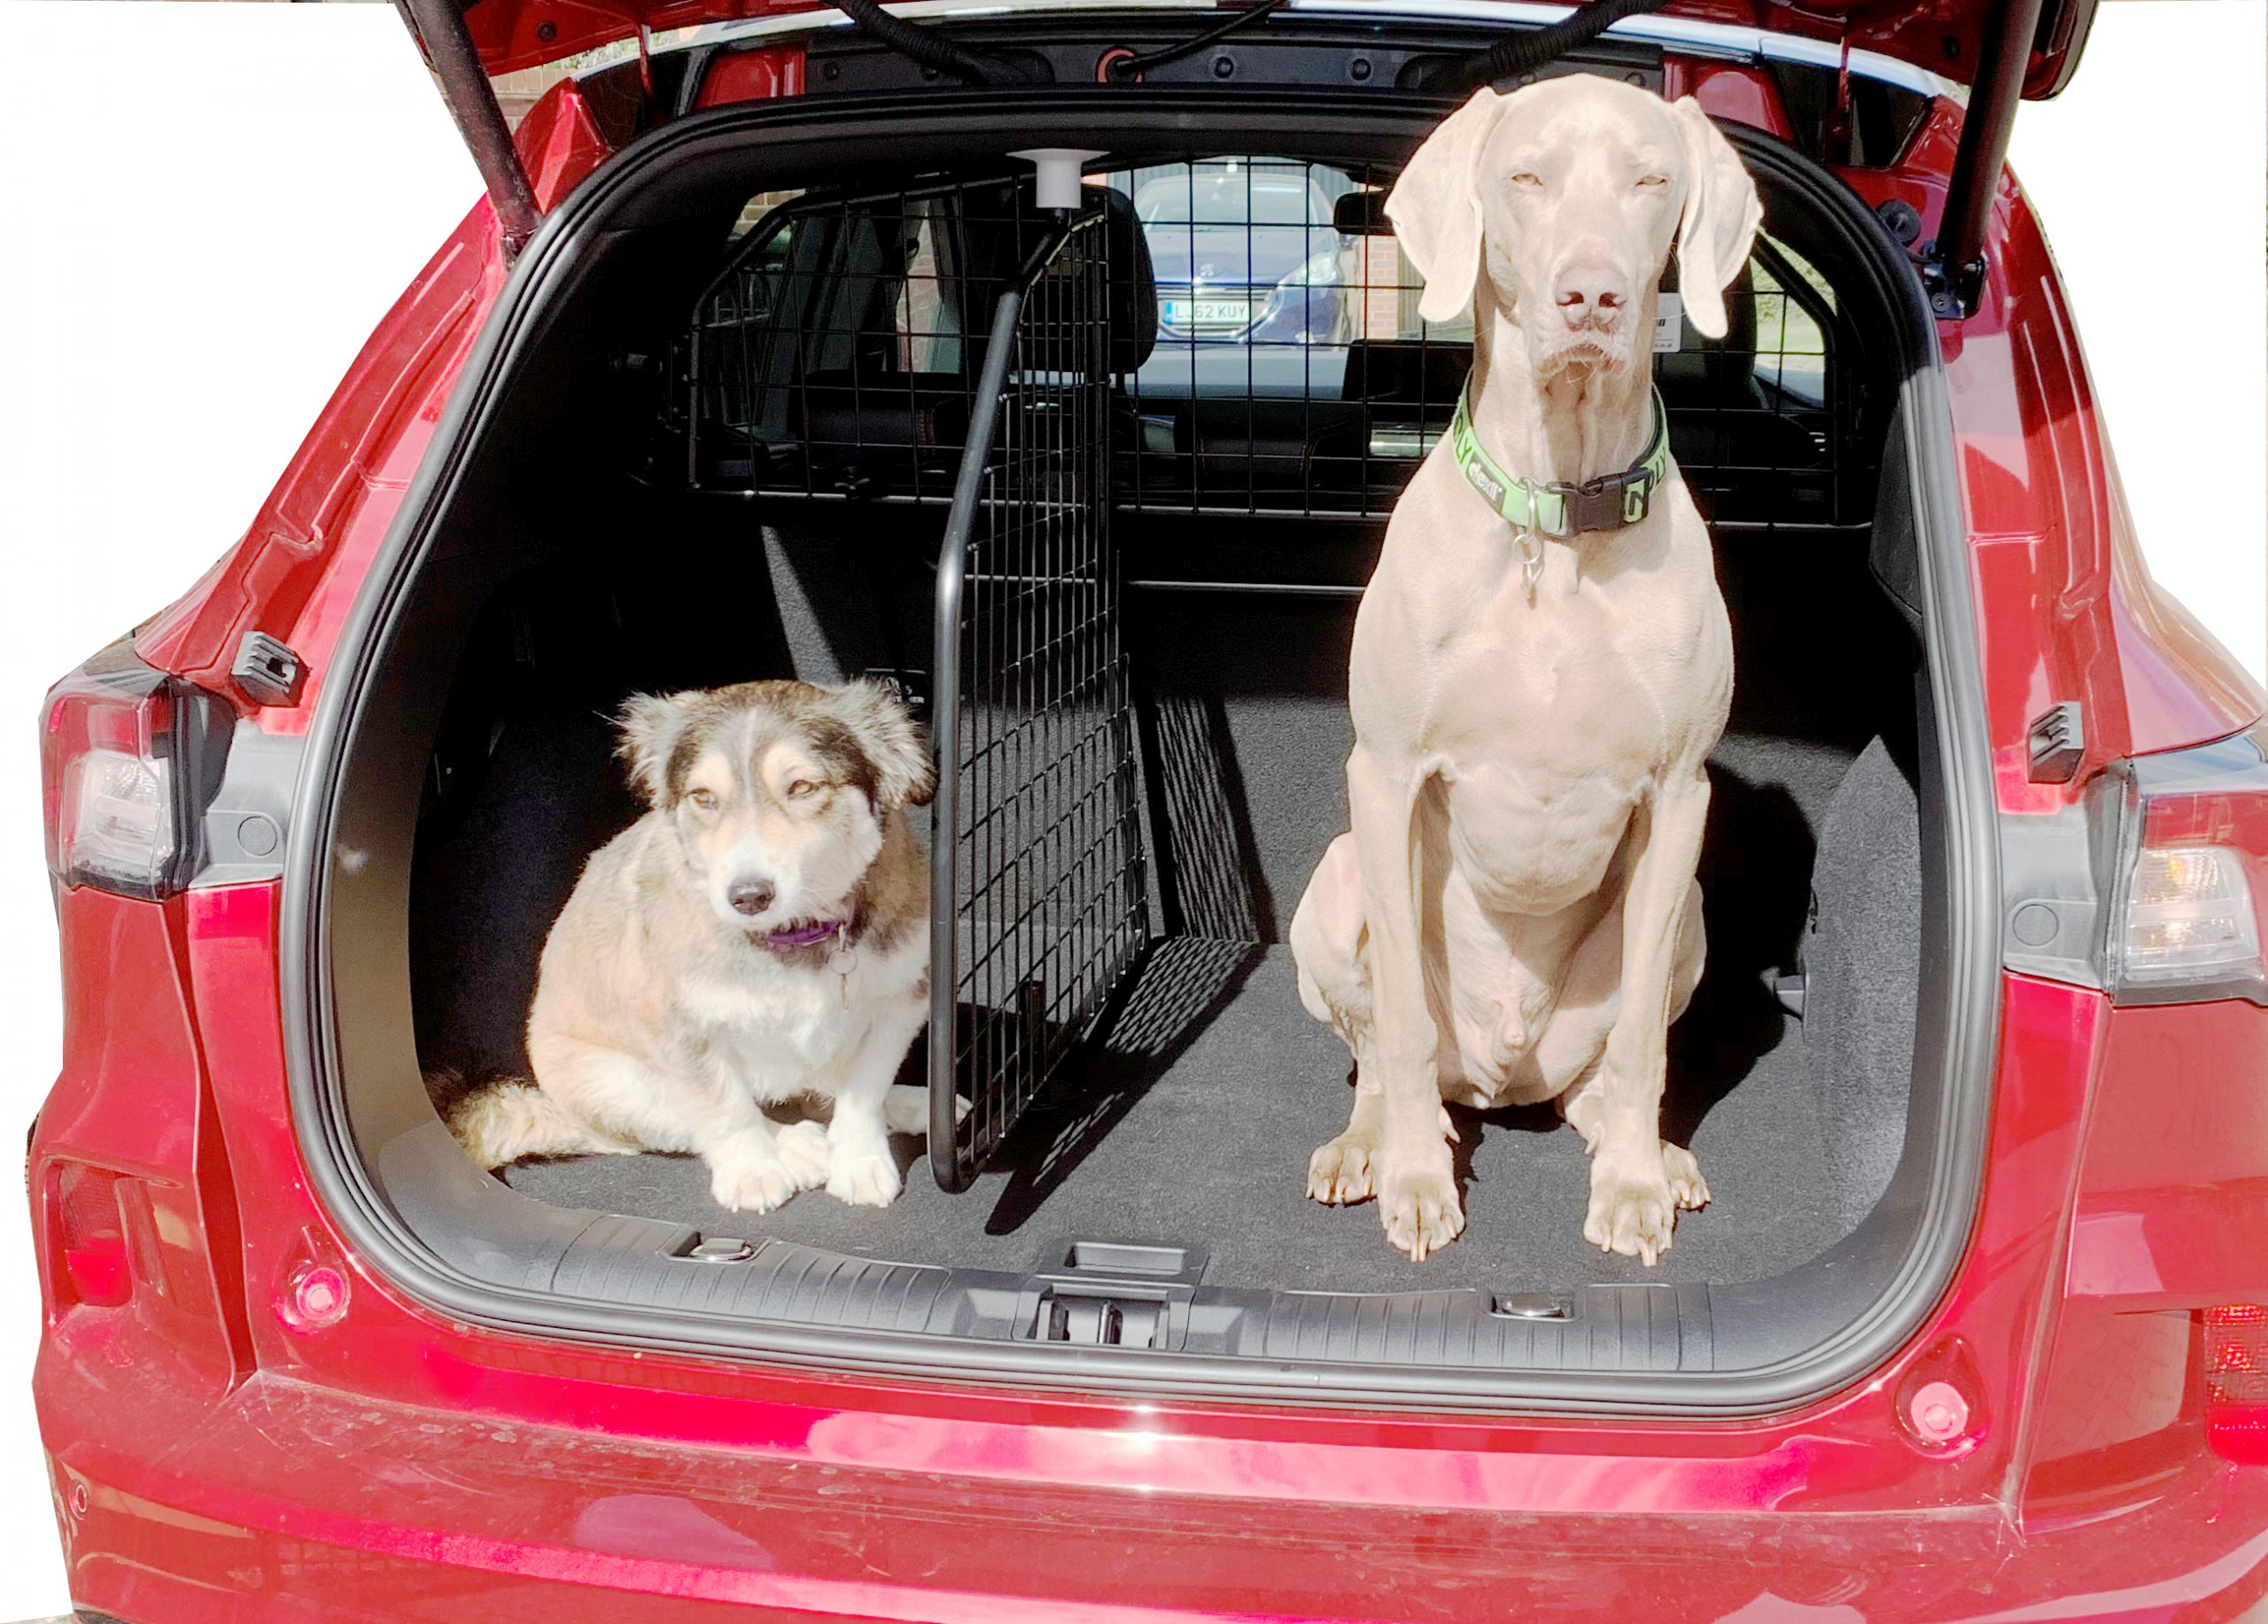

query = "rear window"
[[1131, 165, 1332, 227], [690, 157, 1875, 528]]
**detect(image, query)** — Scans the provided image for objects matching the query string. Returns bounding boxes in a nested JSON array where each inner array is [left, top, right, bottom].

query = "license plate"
[[1161, 297, 1253, 330]]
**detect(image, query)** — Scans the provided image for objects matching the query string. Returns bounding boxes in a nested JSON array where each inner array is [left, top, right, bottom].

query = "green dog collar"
[[1448, 385, 1673, 579]]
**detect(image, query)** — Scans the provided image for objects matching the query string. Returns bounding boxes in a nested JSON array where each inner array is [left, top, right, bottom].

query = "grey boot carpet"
[[508, 939, 1848, 1296], [447, 528, 1918, 1301]]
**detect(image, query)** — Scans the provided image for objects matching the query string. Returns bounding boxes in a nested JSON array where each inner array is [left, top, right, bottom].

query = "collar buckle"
[[1552, 472, 1651, 536]]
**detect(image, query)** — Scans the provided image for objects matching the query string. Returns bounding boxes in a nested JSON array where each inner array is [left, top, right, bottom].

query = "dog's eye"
[[1636, 174, 1669, 190], [1511, 172, 1543, 190], [786, 779, 818, 799], [687, 788, 718, 811]]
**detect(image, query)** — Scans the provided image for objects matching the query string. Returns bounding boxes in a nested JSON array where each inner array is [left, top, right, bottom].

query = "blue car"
[[1131, 160, 1348, 346]]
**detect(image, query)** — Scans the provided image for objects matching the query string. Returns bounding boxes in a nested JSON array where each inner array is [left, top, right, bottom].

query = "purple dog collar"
[[765, 918, 844, 952]]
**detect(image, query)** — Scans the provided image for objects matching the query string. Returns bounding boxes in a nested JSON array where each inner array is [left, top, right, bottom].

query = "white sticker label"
[[1652, 291, 1683, 354]]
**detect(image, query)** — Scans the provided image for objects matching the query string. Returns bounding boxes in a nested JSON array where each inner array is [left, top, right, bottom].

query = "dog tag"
[[1652, 291, 1683, 354]]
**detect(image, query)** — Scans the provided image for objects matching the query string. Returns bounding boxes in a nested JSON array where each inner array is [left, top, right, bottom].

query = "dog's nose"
[[727, 881, 776, 917], [1554, 258, 1628, 333]]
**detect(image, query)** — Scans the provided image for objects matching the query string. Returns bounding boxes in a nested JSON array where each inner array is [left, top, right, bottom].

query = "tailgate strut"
[[393, 0, 545, 258], [1922, 0, 2049, 319]]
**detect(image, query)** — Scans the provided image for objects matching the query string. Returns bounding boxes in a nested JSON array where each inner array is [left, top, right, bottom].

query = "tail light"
[[2105, 724, 2268, 1006], [2204, 1304, 2268, 1465], [49, 1162, 132, 1310], [40, 639, 226, 900]]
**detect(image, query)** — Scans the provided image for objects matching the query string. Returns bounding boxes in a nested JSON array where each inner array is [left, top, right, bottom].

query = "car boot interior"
[[311, 94, 1979, 1394]]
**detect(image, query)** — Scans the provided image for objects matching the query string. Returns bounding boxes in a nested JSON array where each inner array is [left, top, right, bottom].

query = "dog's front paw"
[[1584, 1150, 1679, 1265], [1308, 1130, 1377, 1205], [881, 1084, 971, 1137], [1377, 1150, 1464, 1262], [1661, 1142, 1710, 1212], [707, 1123, 831, 1214], [709, 1150, 799, 1215], [773, 1120, 835, 1190], [826, 1146, 903, 1208]]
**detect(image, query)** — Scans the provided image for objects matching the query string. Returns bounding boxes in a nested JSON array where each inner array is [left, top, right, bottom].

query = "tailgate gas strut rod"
[[1922, 0, 2049, 319], [392, 0, 545, 259]]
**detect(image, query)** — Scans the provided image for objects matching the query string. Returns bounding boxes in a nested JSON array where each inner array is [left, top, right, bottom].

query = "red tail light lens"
[[2204, 1303, 2268, 1465], [40, 640, 224, 900], [50, 1162, 131, 1310]]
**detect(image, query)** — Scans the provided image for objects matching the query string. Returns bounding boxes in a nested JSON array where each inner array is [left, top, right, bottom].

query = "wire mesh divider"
[[682, 159, 1872, 533], [928, 206, 1150, 1190]]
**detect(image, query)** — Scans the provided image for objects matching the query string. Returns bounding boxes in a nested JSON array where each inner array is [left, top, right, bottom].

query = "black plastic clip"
[[2026, 701, 2085, 784], [232, 631, 306, 708]]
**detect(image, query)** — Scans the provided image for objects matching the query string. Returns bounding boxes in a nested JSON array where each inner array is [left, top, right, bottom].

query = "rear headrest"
[[1655, 257, 1759, 400], [956, 178, 1158, 376], [1096, 184, 1160, 374], [1340, 340, 1469, 408]]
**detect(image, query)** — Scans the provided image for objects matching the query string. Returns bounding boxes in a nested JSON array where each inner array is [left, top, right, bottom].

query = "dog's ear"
[[1671, 97, 1762, 341], [827, 679, 936, 812], [615, 691, 698, 805], [1386, 88, 1507, 327]]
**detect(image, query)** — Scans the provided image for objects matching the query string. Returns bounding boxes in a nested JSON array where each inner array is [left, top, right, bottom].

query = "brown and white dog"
[[440, 678, 939, 1213], [1291, 76, 1760, 1263]]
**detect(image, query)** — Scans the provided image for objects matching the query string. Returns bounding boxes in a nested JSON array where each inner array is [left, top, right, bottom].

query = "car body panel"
[[517, 77, 622, 212], [35, 888, 253, 1401], [46, 868, 2256, 1616], [33, 888, 2268, 1612], [1816, 95, 2265, 804], [131, 207, 501, 719], [2020, 994, 2268, 1517], [30, 37, 2267, 1620], [36, 1363, 2268, 1621], [1960, 169, 2267, 793], [2067, 996, 2268, 1314], [441, 0, 2096, 97]]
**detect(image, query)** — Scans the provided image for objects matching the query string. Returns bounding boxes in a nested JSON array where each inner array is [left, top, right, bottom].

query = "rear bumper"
[[40, 1357, 2268, 1624]]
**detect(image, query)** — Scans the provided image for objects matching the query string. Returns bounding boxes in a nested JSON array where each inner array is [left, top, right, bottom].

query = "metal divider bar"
[[928, 206, 1147, 1191]]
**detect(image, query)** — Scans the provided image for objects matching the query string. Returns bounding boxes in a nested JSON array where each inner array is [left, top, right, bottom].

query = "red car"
[[31, 0, 2268, 1617]]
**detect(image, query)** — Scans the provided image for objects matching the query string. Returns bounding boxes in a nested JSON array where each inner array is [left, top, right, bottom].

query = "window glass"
[[1106, 158, 1493, 404], [1133, 170, 1331, 228], [893, 199, 961, 374], [732, 188, 804, 240], [1749, 237, 1833, 407], [1107, 158, 1364, 402]]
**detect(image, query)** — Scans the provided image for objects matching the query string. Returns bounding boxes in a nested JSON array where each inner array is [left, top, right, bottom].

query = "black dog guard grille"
[[928, 208, 1149, 1189], [683, 159, 1875, 533]]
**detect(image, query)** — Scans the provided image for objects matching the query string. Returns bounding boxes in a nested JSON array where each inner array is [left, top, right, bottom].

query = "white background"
[[0, 3, 2260, 1614]]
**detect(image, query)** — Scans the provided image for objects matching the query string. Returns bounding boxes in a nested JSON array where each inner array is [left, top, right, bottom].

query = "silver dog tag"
[[1514, 527, 1545, 602]]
